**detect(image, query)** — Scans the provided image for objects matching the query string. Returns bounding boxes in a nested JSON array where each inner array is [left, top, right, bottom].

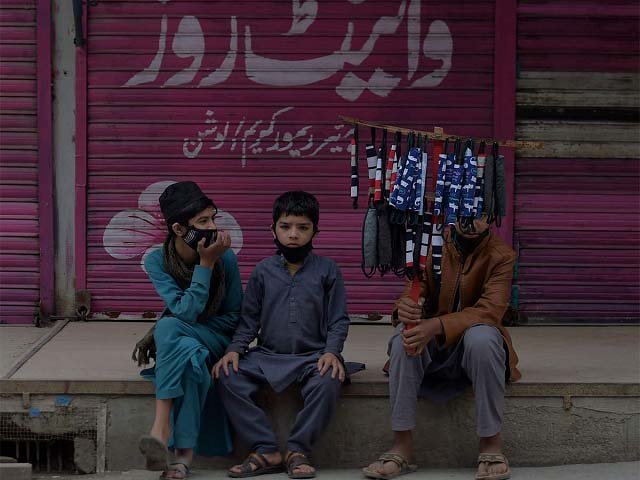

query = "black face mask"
[[182, 227, 217, 251], [452, 227, 488, 256], [274, 237, 313, 264]]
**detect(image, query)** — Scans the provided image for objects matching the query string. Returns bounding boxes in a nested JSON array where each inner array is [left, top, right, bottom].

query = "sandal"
[[227, 452, 285, 478], [138, 435, 168, 471], [362, 452, 418, 479], [285, 452, 316, 479], [475, 453, 510, 480], [160, 458, 191, 479]]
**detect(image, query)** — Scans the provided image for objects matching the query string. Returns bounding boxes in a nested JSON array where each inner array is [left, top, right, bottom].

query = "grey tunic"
[[226, 253, 354, 392]]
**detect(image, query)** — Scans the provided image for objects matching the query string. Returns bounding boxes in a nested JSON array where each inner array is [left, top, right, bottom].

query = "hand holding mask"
[[198, 230, 231, 268], [183, 226, 218, 250]]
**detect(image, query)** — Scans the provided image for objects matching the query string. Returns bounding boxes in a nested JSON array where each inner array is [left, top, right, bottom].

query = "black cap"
[[159, 181, 212, 224]]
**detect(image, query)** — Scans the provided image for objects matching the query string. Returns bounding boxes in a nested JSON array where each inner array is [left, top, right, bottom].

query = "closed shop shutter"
[[515, 1, 640, 321], [0, 1, 39, 324], [78, 1, 504, 319]]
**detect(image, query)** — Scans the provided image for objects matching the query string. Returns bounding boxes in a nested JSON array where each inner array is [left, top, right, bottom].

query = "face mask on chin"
[[182, 227, 217, 251], [273, 237, 313, 264]]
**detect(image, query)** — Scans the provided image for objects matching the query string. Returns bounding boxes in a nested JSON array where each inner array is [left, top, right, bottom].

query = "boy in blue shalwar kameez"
[[133, 181, 242, 480], [214, 191, 361, 479]]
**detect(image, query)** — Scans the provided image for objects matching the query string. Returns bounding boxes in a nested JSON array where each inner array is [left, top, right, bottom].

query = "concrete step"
[[1, 323, 638, 472], [0, 463, 31, 480], [31, 462, 640, 480]]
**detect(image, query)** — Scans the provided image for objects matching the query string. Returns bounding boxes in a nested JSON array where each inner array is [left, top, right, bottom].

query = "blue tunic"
[[143, 248, 242, 456]]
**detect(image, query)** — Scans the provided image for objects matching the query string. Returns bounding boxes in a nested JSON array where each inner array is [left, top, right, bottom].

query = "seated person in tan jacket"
[[364, 215, 520, 480]]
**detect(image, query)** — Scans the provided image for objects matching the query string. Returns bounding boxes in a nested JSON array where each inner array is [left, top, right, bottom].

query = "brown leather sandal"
[[227, 452, 284, 478], [285, 452, 316, 479]]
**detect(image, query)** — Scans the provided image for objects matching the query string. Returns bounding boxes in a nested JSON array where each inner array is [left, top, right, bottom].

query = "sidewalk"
[[1, 323, 639, 471], [31, 462, 640, 480], [4, 322, 640, 385]]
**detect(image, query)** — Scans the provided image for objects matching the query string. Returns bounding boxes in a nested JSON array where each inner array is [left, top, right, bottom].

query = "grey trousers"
[[218, 362, 342, 455], [389, 324, 506, 437]]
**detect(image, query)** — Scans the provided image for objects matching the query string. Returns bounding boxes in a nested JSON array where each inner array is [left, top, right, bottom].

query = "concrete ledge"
[[1, 378, 639, 397], [0, 463, 31, 480], [1, 389, 638, 470]]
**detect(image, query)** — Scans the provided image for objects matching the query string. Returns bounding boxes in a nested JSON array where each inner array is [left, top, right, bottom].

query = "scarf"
[[162, 235, 226, 323]]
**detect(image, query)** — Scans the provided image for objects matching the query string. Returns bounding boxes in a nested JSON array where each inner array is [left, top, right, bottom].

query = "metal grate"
[[0, 406, 98, 473]]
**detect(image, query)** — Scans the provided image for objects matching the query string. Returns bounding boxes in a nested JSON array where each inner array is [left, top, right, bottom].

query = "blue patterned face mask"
[[182, 227, 217, 251]]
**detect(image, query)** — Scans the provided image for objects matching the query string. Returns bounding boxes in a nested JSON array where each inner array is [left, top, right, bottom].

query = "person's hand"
[[317, 352, 346, 382], [402, 317, 443, 356], [131, 326, 156, 366], [198, 231, 231, 268], [396, 297, 424, 326], [212, 351, 239, 378]]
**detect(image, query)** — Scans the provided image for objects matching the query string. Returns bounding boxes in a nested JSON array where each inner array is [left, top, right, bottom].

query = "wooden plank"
[[517, 121, 640, 158], [517, 91, 639, 109], [517, 72, 639, 91], [518, 121, 639, 141], [517, 72, 640, 109]]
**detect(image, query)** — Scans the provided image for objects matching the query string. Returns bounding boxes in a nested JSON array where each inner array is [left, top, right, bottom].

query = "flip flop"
[[362, 452, 418, 479], [138, 435, 168, 471], [161, 458, 191, 480], [227, 452, 285, 478], [475, 452, 510, 480]]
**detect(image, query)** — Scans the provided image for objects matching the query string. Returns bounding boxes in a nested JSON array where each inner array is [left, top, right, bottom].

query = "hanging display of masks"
[[348, 122, 509, 282]]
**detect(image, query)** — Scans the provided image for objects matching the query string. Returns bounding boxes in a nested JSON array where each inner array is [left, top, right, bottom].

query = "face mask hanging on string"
[[349, 123, 509, 283], [360, 129, 407, 278]]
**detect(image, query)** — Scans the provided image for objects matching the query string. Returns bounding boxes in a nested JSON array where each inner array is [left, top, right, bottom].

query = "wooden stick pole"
[[340, 116, 544, 149]]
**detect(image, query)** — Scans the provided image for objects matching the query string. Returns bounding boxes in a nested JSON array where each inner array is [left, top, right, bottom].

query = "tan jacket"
[[394, 229, 521, 381]]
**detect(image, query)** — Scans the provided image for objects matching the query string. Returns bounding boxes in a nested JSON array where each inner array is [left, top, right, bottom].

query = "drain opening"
[[0, 409, 98, 473]]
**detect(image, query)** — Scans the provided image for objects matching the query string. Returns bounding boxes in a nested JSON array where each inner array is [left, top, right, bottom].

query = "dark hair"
[[168, 197, 216, 233], [272, 191, 319, 229]]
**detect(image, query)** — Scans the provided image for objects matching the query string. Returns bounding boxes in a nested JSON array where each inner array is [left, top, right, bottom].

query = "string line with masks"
[[343, 117, 542, 331]]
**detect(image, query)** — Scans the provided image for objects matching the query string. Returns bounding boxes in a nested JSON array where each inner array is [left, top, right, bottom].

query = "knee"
[[310, 372, 342, 398], [154, 316, 179, 344], [388, 332, 405, 361], [216, 368, 241, 392], [463, 325, 504, 362], [323, 372, 343, 394], [155, 318, 200, 354]]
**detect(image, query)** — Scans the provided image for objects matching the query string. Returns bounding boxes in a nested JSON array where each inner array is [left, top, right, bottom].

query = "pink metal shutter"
[[77, 1, 505, 320], [0, 0, 39, 324], [515, 1, 640, 321]]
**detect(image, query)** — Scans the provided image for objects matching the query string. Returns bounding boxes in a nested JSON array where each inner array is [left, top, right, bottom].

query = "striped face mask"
[[182, 227, 217, 251]]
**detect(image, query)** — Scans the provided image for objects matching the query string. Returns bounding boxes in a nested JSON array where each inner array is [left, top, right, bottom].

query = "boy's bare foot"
[[149, 424, 170, 446]]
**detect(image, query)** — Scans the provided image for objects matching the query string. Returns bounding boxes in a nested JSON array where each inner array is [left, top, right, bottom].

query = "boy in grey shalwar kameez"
[[214, 191, 359, 479]]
